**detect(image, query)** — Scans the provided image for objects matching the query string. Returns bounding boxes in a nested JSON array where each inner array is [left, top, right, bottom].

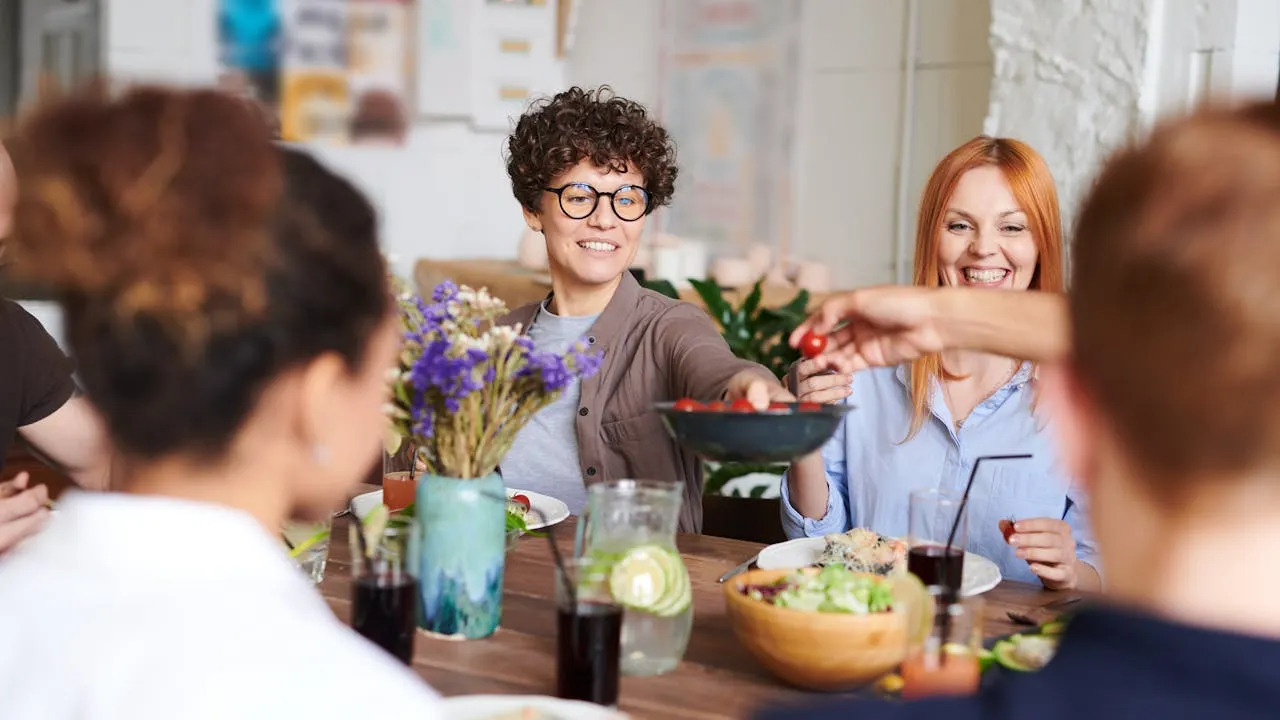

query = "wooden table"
[[319, 515, 1065, 719]]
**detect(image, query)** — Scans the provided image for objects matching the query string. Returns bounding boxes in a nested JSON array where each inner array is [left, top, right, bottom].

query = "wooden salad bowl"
[[722, 568, 908, 691]]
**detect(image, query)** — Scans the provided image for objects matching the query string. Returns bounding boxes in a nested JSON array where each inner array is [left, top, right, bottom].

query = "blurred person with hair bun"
[[0, 86, 441, 719]]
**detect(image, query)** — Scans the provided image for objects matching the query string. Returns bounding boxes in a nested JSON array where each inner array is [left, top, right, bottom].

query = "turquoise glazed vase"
[[416, 472, 505, 639]]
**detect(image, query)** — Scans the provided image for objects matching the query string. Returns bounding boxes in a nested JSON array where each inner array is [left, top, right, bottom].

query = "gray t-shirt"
[[501, 301, 598, 515]]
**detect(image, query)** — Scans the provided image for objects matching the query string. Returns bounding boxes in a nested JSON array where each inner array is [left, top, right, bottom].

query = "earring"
[[311, 444, 331, 465]]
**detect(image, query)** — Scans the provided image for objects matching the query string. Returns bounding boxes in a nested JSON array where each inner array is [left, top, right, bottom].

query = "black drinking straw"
[[936, 453, 1032, 664]]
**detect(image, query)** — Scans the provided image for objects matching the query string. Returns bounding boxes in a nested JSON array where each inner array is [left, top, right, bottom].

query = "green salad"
[[743, 565, 895, 614]]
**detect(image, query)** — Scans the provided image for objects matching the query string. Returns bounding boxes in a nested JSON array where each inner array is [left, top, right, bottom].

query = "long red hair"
[[904, 136, 1064, 440]]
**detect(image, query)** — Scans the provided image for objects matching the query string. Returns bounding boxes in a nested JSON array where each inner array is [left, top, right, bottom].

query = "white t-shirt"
[[0, 491, 443, 720]]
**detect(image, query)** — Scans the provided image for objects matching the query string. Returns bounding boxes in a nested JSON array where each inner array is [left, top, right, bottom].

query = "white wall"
[[101, 0, 993, 290], [984, 0, 1280, 239]]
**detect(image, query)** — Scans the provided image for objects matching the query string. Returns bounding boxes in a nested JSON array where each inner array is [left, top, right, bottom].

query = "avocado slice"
[[977, 647, 996, 673], [992, 638, 1037, 672], [1040, 620, 1067, 636]]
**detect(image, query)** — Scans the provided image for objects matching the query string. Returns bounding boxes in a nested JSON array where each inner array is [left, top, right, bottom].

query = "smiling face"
[[524, 159, 647, 291], [935, 165, 1039, 291]]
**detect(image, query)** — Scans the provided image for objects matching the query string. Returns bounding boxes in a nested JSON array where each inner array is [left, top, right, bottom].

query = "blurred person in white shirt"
[[0, 86, 442, 719]]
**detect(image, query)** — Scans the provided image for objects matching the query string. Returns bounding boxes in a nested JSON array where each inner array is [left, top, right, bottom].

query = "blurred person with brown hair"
[[783, 137, 1099, 591], [0, 138, 111, 555], [0, 87, 441, 719], [761, 101, 1280, 718], [499, 86, 791, 531]]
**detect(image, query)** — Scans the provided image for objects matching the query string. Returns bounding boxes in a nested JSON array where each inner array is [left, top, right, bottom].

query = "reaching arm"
[[789, 286, 1070, 371], [661, 303, 791, 406]]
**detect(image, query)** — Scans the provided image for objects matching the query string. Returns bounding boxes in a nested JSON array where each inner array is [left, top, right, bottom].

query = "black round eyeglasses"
[[544, 183, 651, 222]]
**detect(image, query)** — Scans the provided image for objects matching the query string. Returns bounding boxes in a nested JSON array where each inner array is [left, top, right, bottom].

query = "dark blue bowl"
[[654, 401, 855, 463]]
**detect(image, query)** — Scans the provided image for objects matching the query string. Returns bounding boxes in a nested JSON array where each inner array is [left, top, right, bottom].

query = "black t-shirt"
[[755, 604, 1280, 720], [0, 299, 76, 473]]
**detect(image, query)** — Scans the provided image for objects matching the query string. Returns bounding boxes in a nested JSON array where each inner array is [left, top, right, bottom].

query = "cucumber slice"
[[609, 545, 674, 610]]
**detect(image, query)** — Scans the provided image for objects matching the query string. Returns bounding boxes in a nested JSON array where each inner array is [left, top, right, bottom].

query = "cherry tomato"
[[729, 398, 755, 412], [768, 401, 790, 410], [798, 401, 821, 411], [799, 331, 828, 359], [511, 493, 531, 509], [673, 398, 702, 412], [999, 518, 1016, 543], [706, 400, 727, 412]]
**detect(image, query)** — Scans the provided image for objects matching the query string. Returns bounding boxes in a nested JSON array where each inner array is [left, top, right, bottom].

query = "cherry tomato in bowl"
[[799, 331, 828, 359], [511, 493, 531, 509], [674, 398, 702, 412], [729, 398, 756, 412]]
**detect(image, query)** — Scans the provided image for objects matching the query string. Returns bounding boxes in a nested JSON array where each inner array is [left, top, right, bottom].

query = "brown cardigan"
[[498, 272, 775, 533]]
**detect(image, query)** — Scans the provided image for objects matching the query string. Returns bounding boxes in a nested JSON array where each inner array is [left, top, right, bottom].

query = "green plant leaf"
[[748, 484, 770, 499], [643, 279, 681, 299], [779, 289, 812, 318], [689, 277, 734, 328], [741, 279, 764, 318], [703, 461, 789, 495]]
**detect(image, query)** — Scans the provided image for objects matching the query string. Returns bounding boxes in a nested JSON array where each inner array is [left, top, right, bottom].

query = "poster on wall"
[[468, 0, 564, 131], [657, 0, 801, 255], [217, 0, 283, 134], [218, 0, 412, 145]]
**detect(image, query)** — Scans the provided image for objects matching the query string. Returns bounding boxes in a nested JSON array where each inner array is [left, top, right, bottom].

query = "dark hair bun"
[[6, 85, 281, 326]]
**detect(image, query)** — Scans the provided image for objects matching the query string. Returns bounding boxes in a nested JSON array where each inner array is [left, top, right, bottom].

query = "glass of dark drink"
[[349, 522, 420, 665], [907, 488, 968, 597], [555, 558, 622, 708]]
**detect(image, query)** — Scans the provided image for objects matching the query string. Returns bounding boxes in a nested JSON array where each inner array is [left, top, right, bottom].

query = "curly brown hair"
[[505, 86, 677, 213], [5, 85, 389, 460]]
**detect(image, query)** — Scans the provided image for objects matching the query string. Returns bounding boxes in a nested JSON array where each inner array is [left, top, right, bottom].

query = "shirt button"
[[587, 336, 597, 345], [578, 407, 589, 416], [586, 466, 597, 476]]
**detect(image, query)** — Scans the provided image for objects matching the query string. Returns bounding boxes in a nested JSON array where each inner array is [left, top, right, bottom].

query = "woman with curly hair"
[[500, 86, 791, 532]]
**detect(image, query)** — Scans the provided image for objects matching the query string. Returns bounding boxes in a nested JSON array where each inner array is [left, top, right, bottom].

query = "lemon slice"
[[384, 428, 404, 455], [360, 502, 391, 558], [285, 527, 329, 559], [889, 571, 934, 645], [608, 545, 672, 610]]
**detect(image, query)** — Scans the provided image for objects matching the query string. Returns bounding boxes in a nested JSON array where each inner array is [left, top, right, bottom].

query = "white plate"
[[441, 695, 627, 719], [350, 487, 570, 531], [756, 536, 1002, 597]]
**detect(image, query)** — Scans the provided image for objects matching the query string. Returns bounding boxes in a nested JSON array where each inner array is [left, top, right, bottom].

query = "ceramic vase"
[[415, 472, 505, 639]]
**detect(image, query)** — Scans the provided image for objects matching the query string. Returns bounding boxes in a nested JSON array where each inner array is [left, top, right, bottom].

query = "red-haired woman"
[[782, 137, 1100, 591]]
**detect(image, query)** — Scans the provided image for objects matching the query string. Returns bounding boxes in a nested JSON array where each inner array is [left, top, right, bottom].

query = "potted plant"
[[644, 278, 810, 543], [387, 279, 601, 639]]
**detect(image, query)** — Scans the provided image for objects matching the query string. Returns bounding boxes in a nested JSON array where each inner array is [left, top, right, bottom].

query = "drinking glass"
[[907, 488, 968, 597], [555, 558, 623, 708], [350, 521, 420, 664], [382, 438, 419, 512], [901, 586, 984, 700], [282, 517, 333, 583]]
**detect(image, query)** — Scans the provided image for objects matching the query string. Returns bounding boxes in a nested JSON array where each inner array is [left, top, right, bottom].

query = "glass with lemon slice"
[[282, 517, 334, 583], [900, 585, 984, 699]]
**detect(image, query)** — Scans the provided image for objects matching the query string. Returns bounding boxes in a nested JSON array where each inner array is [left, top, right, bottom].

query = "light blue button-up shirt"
[[779, 362, 1100, 585]]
